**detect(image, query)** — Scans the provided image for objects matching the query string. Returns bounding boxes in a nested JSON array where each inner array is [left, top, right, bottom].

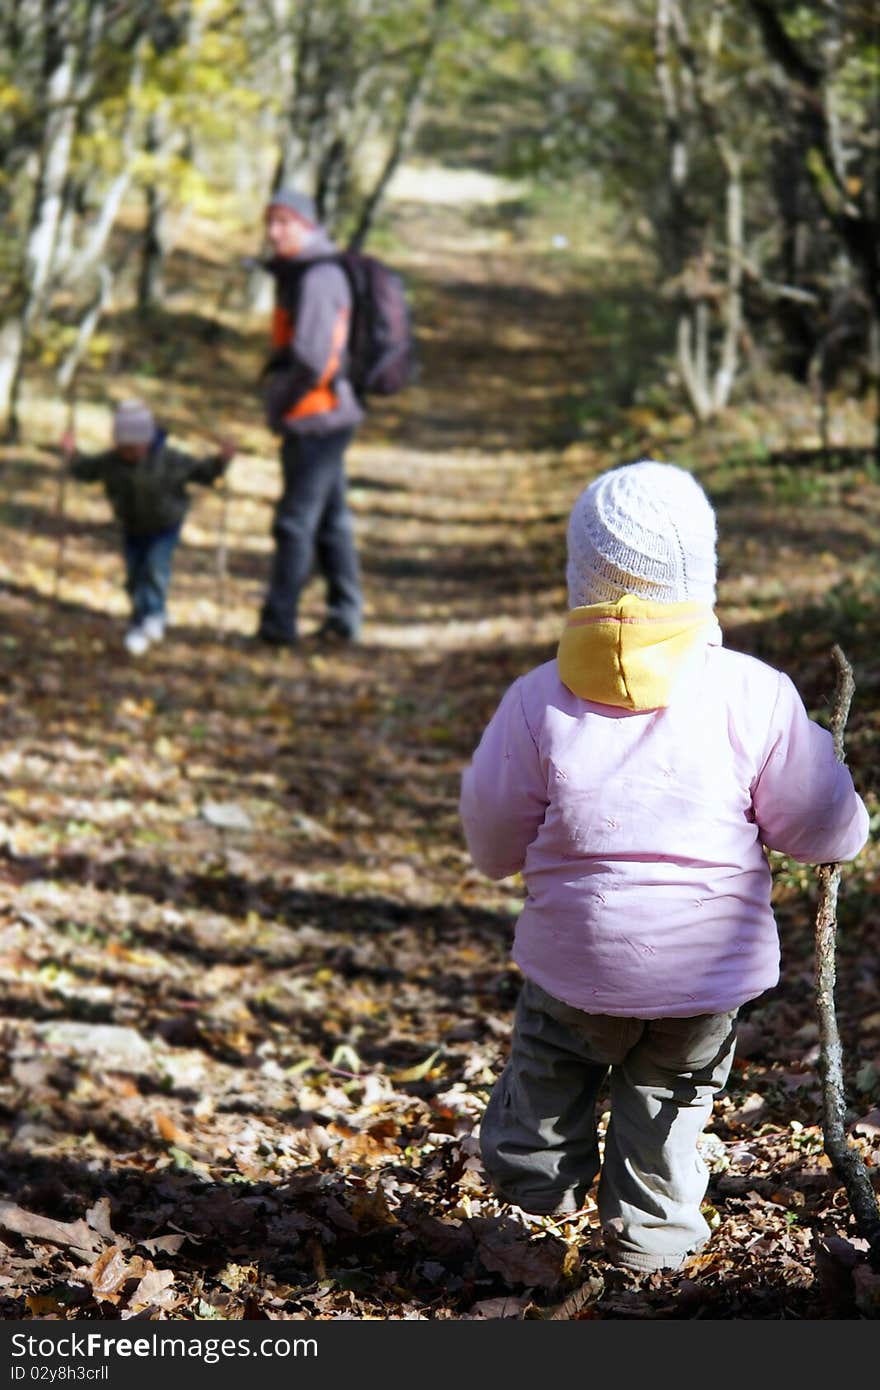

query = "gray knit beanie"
[[266, 186, 317, 224], [566, 460, 717, 608], [113, 399, 155, 447]]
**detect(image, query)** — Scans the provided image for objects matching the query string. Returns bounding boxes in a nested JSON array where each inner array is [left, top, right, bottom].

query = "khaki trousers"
[[480, 978, 738, 1271]]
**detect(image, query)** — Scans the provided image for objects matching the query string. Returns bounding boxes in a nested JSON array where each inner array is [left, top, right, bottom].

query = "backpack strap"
[[274, 254, 346, 307]]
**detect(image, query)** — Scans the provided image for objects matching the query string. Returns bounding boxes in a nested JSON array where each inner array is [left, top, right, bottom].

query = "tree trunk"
[[61, 38, 141, 293], [653, 0, 693, 278], [63, 165, 134, 290], [747, 1, 880, 331], [711, 151, 743, 413], [25, 26, 78, 319], [656, 0, 747, 420], [871, 317, 880, 465], [0, 0, 112, 436], [245, 0, 302, 313], [137, 182, 166, 312], [137, 110, 169, 312], [677, 299, 712, 422], [57, 263, 113, 394], [0, 7, 79, 434], [348, 1, 449, 251], [0, 320, 25, 441]]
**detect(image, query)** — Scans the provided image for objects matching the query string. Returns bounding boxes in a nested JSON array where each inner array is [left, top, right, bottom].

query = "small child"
[[63, 400, 235, 655], [459, 460, 869, 1273]]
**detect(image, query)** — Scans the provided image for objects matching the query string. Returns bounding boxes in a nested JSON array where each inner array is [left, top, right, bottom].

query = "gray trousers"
[[258, 427, 361, 642], [480, 979, 737, 1271]]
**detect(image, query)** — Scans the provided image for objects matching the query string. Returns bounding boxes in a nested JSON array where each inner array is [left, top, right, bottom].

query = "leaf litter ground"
[[0, 196, 878, 1320]]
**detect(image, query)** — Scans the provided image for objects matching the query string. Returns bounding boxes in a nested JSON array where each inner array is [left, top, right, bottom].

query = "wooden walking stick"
[[53, 391, 76, 604], [216, 461, 229, 634], [199, 429, 234, 636], [814, 644, 880, 1270]]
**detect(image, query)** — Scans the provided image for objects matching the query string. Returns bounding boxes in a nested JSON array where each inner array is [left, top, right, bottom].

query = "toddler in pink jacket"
[[459, 460, 869, 1272]]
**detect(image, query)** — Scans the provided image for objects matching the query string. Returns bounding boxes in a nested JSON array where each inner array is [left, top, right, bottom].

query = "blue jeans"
[[258, 428, 361, 642], [123, 526, 181, 625]]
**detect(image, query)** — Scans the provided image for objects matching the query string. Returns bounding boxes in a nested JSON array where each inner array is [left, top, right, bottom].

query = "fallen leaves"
[[474, 1220, 579, 1289], [83, 1245, 140, 1302], [725, 1092, 767, 1128], [200, 801, 253, 831], [854, 1109, 880, 1139], [0, 205, 879, 1325], [391, 1048, 444, 1083], [325, 1124, 402, 1168], [130, 1267, 177, 1312], [0, 1202, 103, 1260], [76, 1245, 180, 1312], [154, 1112, 192, 1148]]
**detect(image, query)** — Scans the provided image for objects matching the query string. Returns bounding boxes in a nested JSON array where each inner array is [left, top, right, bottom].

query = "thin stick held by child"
[[459, 460, 870, 1274]]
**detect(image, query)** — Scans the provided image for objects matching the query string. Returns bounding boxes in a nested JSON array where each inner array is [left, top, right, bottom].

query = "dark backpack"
[[271, 251, 416, 401], [334, 250, 417, 400]]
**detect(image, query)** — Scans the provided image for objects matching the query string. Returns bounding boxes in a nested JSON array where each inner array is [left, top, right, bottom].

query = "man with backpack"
[[255, 187, 365, 648]]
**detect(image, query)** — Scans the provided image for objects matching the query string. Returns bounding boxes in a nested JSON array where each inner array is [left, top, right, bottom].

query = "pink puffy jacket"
[[460, 607, 869, 1018]]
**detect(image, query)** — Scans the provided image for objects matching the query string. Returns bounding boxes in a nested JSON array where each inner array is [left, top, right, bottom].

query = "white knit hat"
[[113, 399, 155, 447], [566, 460, 717, 608]]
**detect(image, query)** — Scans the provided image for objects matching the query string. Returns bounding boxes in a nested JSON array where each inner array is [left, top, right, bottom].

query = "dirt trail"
[[0, 188, 878, 1320]]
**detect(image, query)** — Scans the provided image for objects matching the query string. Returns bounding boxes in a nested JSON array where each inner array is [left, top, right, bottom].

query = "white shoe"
[[141, 614, 166, 642], [124, 626, 150, 656]]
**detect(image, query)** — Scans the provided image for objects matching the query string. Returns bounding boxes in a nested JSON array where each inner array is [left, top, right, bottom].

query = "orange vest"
[[271, 304, 349, 421]]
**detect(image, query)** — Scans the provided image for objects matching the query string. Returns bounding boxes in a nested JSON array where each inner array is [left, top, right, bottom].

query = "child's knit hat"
[[266, 187, 317, 224], [113, 400, 155, 447], [566, 460, 717, 608]]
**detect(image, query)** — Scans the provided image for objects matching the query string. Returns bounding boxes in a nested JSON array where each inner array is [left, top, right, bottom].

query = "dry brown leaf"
[[85, 1197, 121, 1243], [307, 1237, 327, 1282], [366, 1118, 400, 1141], [138, 1234, 186, 1257], [25, 1293, 69, 1317], [330, 1128, 400, 1167], [154, 1112, 191, 1146], [350, 1187, 398, 1230], [218, 1263, 258, 1292], [85, 1246, 144, 1303], [327, 1122, 356, 1140], [105, 1075, 140, 1098], [468, 1294, 531, 1318], [853, 1108, 880, 1139], [476, 1229, 575, 1289], [544, 1273, 606, 1320], [392, 1049, 443, 1083], [0, 1202, 103, 1258], [727, 1093, 767, 1127], [130, 1268, 176, 1310]]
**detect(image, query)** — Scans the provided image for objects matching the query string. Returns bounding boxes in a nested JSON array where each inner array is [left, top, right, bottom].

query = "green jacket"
[[70, 430, 225, 537]]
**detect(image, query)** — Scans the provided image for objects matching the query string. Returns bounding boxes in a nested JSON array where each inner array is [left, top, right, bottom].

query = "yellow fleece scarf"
[[557, 594, 717, 710]]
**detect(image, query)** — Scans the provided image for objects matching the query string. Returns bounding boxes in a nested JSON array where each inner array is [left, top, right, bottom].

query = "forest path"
[[0, 182, 878, 1320]]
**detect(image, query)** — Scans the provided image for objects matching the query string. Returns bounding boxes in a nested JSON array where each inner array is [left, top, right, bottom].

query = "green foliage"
[[1, 0, 878, 433], [420, 0, 880, 416]]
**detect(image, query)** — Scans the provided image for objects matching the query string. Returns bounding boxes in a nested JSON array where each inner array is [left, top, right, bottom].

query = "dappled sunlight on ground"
[[0, 191, 878, 1320]]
